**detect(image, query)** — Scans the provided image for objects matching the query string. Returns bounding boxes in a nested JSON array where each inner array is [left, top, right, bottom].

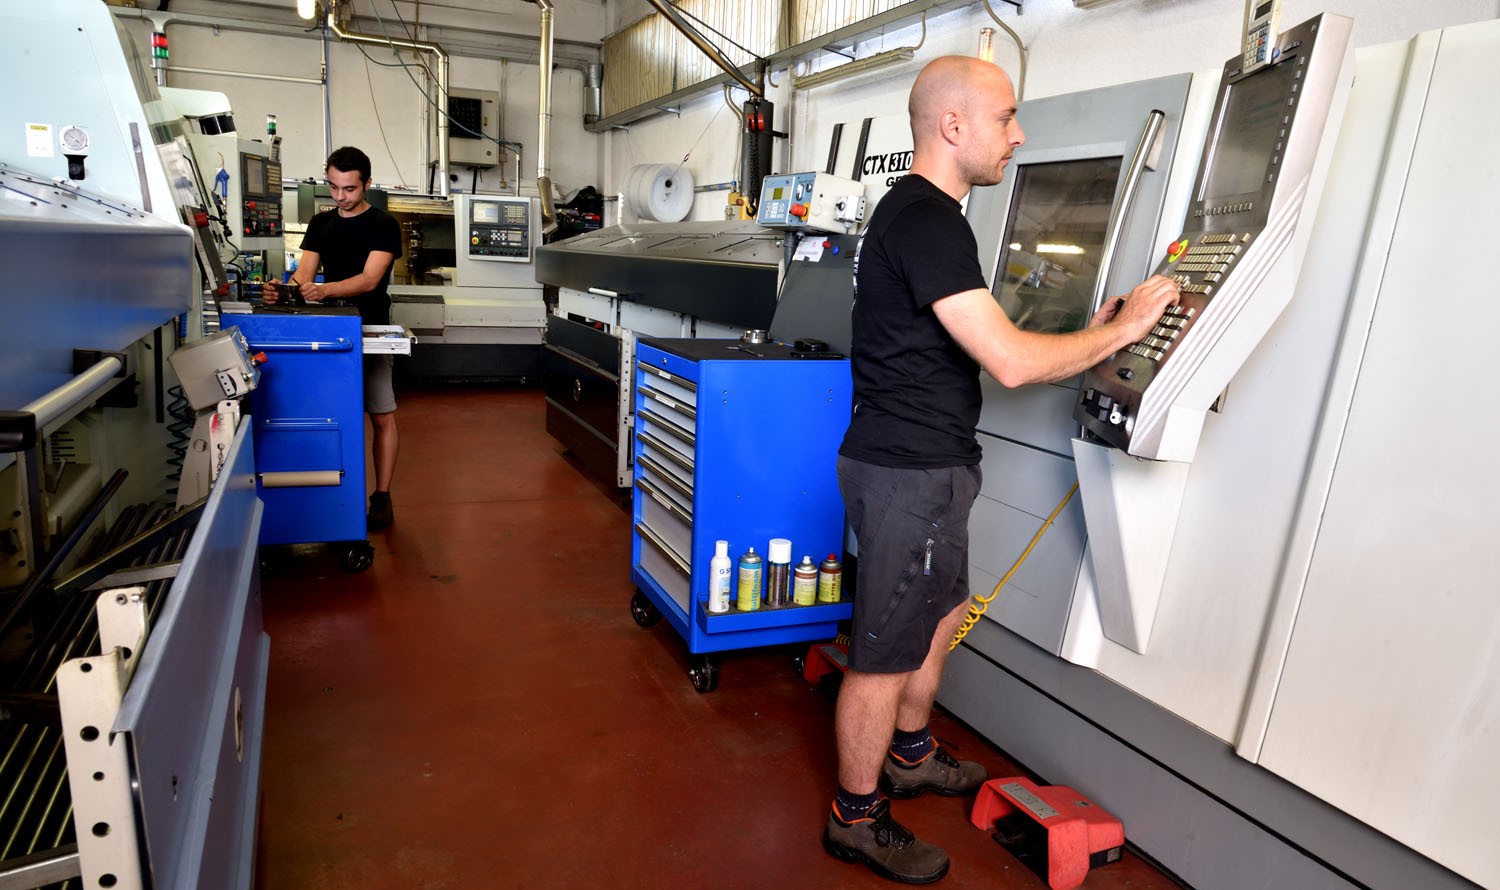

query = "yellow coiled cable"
[[948, 481, 1079, 652]]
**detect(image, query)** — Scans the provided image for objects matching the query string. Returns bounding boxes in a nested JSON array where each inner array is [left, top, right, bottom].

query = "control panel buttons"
[[1117, 367, 1135, 381]]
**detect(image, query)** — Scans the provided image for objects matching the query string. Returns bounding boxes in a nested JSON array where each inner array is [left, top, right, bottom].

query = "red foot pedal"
[[801, 641, 848, 685], [969, 777, 1124, 890]]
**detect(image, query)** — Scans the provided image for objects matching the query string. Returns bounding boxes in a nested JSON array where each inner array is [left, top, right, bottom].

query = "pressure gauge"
[[60, 126, 90, 153]]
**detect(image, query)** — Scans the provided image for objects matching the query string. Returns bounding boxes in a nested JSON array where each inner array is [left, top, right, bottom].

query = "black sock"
[[888, 725, 935, 767], [833, 787, 881, 823]]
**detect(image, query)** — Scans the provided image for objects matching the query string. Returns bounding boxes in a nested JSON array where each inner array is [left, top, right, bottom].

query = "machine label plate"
[[1001, 782, 1060, 820]]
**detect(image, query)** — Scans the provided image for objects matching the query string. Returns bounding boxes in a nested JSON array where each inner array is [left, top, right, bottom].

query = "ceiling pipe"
[[535, 0, 558, 234], [326, 0, 451, 197], [644, 0, 763, 98]]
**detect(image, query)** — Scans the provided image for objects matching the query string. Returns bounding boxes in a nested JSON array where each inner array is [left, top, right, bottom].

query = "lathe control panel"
[[466, 195, 534, 262], [1076, 13, 1349, 459]]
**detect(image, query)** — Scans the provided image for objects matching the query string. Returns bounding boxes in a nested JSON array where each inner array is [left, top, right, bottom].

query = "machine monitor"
[[1075, 13, 1351, 460]]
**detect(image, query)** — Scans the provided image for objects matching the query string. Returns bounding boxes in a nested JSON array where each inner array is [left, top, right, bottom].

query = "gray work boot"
[[881, 747, 988, 799], [823, 799, 950, 884]]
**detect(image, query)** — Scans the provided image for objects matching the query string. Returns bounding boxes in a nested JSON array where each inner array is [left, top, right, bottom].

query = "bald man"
[[823, 57, 1179, 883]]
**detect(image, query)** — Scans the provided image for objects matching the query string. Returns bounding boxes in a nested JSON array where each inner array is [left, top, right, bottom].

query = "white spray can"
[[708, 539, 732, 613]]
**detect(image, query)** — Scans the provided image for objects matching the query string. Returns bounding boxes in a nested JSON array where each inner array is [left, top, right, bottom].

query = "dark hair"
[[326, 146, 371, 183]]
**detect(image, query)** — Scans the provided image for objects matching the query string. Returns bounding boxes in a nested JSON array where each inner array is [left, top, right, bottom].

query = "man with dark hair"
[[821, 57, 1180, 883], [266, 146, 403, 529]]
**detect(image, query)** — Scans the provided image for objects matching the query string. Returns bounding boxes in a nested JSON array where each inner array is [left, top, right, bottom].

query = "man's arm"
[[263, 249, 321, 303], [931, 275, 1180, 388], [298, 250, 396, 302]]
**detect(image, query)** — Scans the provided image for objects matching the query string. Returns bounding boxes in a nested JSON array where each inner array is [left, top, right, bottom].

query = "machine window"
[[993, 157, 1123, 333]]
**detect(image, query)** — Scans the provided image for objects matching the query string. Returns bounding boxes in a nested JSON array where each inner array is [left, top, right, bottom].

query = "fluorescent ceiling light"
[[794, 47, 916, 90], [1036, 243, 1085, 255], [297, 0, 317, 20], [1008, 242, 1023, 251]]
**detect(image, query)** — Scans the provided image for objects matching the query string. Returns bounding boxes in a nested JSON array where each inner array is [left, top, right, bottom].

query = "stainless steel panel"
[[535, 222, 782, 329], [638, 528, 691, 615], [640, 484, 694, 559], [975, 379, 1082, 458], [114, 425, 264, 890], [968, 434, 1087, 654]]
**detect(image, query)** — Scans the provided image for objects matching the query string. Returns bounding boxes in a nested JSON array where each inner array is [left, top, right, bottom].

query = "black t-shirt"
[[840, 174, 988, 468], [300, 205, 402, 325]]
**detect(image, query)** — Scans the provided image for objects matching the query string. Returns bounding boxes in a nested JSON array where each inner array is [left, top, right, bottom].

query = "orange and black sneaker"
[[823, 798, 949, 884], [880, 746, 987, 799]]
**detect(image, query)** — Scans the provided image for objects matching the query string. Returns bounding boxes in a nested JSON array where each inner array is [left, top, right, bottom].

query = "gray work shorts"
[[364, 354, 396, 415], [837, 456, 982, 674]]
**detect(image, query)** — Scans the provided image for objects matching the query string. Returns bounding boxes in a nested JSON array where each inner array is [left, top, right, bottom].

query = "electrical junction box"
[[447, 87, 502, 167], [168, 326, 261, 411], [756, 172, 866, 234]]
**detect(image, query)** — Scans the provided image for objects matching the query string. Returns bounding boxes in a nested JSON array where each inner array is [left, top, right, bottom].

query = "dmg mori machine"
[[945, 10, 1500, 890]]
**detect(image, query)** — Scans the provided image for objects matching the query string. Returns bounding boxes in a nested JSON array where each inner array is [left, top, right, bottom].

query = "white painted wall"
[[116, 1, 607, 202], [605, 0, 1498, 221], [116, 0, 1498, 213]]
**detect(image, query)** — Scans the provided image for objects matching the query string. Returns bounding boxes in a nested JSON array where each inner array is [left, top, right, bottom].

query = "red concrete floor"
[[253, 387, 1185, 890]]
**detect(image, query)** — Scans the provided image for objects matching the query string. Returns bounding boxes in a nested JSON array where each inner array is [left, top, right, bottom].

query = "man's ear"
[[940, 109, 962, 146]]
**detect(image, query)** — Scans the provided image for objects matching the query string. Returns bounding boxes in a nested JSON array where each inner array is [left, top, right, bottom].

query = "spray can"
[[818, 553, 843, 604], [736, 547, 763, 612], [766, 539, 792, 608], [708, 540, 732, 614], [793, 556, 818, 606]]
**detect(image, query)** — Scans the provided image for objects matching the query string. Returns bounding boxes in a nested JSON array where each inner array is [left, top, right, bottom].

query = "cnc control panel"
[[1076, 13, 1350, 460], [239, 152, 282, 239], [756, 172, 866, 234], [466, 195, 535, 262]]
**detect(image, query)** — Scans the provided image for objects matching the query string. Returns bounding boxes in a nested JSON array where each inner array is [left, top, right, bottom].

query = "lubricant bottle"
[[708, 540, 732, 614], [818, 553, 843, 604], [793, 556, 818, 606], [736, 547, 763, 612], [766, 539, 792, 608]]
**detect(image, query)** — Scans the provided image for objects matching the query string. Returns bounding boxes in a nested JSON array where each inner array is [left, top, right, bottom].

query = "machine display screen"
[[472, 202, 500, 224], [772, 187, 785, 200], [244, 155, 266, 196], [1199, 60, 1296, 201]]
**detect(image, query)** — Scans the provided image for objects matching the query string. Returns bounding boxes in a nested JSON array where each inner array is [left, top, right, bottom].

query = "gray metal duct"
[[326, 0, 450, 197], [584, 62, 602, 127], [536, 0, 558, 234]]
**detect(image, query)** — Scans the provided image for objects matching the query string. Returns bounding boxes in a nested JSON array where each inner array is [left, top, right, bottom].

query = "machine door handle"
[[1091, 109, 1167, 314], [243, 337, 356, 353]]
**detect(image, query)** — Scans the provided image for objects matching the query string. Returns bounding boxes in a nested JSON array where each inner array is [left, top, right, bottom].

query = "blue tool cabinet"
[[630, 338, 853, 691], [231, 309, 374, 571]]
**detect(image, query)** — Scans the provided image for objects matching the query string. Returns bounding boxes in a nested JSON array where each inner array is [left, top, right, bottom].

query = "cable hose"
[[948, 481, 1078, 652], [164, 385, 193, 501]]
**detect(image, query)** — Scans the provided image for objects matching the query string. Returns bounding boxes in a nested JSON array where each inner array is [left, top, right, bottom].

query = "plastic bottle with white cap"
[[708, 540, 732, 614]]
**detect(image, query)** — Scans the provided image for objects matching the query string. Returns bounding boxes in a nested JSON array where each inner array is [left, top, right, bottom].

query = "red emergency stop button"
[[247, 201, 256, 209], [1166, 238, 1189, 262], [791, 203, 808, 219]]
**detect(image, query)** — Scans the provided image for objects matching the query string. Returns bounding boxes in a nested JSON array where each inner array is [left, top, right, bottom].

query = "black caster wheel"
[[630, 590, 661, 628], [689, 658, 718, 693], [339, 541, 374, 573]]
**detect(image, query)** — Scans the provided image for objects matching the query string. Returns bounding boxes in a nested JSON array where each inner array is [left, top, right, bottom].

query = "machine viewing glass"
[[992, 157, 1124, 333]]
